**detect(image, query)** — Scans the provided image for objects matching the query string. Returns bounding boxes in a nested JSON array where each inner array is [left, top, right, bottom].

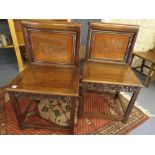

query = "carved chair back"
[[86, 23, 139, 64], [21, 21, 81, 67]]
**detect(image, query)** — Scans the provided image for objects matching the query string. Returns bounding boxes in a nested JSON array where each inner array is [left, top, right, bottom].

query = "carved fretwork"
[[86, 83, 137, 93], [13, 92, 72, 103]]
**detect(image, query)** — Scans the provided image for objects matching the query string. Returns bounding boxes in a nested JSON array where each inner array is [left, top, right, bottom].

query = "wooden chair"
[[6, 21, 81, 134], [131, 48, 155, 87], [80, 23, 143, 123]]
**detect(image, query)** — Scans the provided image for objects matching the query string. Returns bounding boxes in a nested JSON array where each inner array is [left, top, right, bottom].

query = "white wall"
[[102, 19, 155, 69], [103, 19, 155, 52]]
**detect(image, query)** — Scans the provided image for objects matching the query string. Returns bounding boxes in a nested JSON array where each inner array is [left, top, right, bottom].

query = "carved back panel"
[[86, 23, 139, 64], [21, 21, 81, 66]]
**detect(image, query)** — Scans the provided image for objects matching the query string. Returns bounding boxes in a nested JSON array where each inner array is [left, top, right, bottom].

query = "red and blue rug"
[[0, 92, 149, 135]]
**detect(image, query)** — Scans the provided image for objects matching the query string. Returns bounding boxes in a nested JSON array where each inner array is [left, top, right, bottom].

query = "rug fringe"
[[120, 92, 154, 117], [5, 93, 10, 103], [134, 104, 154, 117]]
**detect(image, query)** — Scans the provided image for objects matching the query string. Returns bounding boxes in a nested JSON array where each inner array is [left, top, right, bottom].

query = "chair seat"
[[133, 51, 155, 64], [7, 64, 79, 96], [83, 61, 143, 87]]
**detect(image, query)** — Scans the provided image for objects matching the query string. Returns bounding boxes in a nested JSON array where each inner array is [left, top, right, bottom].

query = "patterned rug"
[[0, 92, 149, 135]]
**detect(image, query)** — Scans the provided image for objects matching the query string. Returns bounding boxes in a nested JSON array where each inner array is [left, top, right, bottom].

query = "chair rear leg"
[[70, 97, 78, 135], [122, 87, 141, 123], [144, 63, 154, 87]]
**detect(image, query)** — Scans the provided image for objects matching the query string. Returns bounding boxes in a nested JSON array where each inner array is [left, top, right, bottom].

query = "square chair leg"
[[70, 97, 78, 134], [122, 87, 141, 123]]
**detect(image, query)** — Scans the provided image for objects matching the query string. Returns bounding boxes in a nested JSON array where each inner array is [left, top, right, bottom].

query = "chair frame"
[[80, 23, 142, 123], [131, 48, 155, 87], [6, 21, 81, 134]]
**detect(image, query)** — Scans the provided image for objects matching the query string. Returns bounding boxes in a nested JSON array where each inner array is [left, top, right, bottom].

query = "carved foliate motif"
[[39, 37, 68, 59], [13, 92, 72, 104], [90, 33, 130, 61], [95, 38, 127, 54], [85, 83, 137, 93], [30, 32, 74, 63]]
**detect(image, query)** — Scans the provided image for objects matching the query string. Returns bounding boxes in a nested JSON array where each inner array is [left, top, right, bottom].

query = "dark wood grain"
[[6, 21, 81, 134], [7, 64, 80, 96], [81, 23, 142, 123], [83, 61, 143, 87]]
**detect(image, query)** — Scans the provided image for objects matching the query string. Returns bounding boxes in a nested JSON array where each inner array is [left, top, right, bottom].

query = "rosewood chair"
[[6, 21, 81, 134], [131, 48, 155, 87], [80, 23, 143, 123]]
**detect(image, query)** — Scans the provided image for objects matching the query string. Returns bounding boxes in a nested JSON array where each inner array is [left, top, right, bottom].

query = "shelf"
[[0, 44, 25, 49], [0, 45, 14, 48], [19, 43, 25, 47]]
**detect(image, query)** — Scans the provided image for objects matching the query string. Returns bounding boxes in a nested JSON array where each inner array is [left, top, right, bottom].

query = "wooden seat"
[[6, 21, 81, 134], [7, 65, 79, 96], [133, 50, 155, 64], [80, 23, 143, 123], [83, 61, 142, 87], [131, 48, 155, 87]]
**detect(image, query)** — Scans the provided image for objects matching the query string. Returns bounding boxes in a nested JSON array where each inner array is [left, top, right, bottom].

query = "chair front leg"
[[8, 92, 25, 129], [122, 87, 141, 123], [70, 97, 78, 135], [0, 89, 5, 113]]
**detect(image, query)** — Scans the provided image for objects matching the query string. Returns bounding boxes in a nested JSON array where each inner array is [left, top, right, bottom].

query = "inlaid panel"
[[30, 32, 74, 64], [91, 32, 130, 61], [86, 23, 139, 64]]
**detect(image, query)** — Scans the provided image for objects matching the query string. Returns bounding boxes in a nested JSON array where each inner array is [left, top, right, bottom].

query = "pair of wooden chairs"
[[6, 21, 142, 134]]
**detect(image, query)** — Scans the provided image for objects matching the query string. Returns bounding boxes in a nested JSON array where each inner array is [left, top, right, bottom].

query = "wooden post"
[[78, 83, 86, 118], [8, 92, 25, 129], [7, 19, 25, 72], [70, 97, 77, 134], [144, 63, 155, 87], [129, 54, 135, 67], [123, 87, 141, 123], [141, 59, 145, 73]]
